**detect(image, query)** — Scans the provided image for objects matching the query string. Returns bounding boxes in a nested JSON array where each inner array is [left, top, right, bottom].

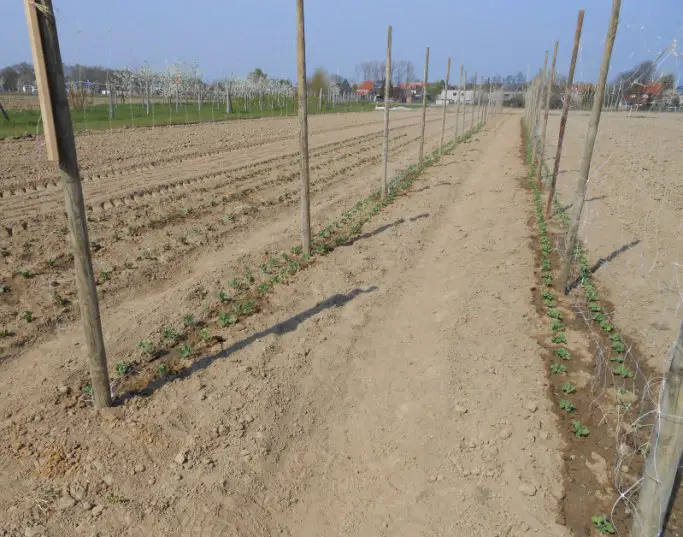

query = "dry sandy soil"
[[0, 111, 583, 537], [542, 111, 683, 369]]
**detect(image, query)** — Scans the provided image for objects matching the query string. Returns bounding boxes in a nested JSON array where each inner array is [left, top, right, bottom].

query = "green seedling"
[[19, 270, 34, 279], [287, 261, 300, 275], [553, 348, 571, 360], [315, 244, 330, 255], [562, 382, 576, 394], [585, 286, 598, 302], [83, 385, 94, 395], [47, 258, 56, 267], [157, 364, 169, 376], [550, 363, 567, 375], [244, 270, 255, 284], [218, 291, 229, 303], [611, 335, 626, 353], [178, 236, 189, 245], [20, 311, 34, 323], [0, 329, 10, 338], [137, 340, 155, 355], [589, 302, 601, 312], [542, 291, 555, 302], [233, 299, 256, 317], [199, 327, 212, 341], [559, 399, 576, 412], [183, 314, 196, 327], [115, 362, 131, 377], [0, 284, 9, 294], [257, 282, 272, 294], [162, 326, 181, 342], [179, 344, 193, 359], [572, 420, 590, 437], [218, 312, 236, 327], [291, 245, 303, 255], [591, 515, 615, 534], [599, 320, 614, 332], [551, 321, 565, 332], [547, 309, 562, 320], [100, 271, 111, 282], [551, 333, 568, 345], [613, 364, 634, 378], [610, 355, 625, 363], [52, 292, 68, 307], [229, 278, 246, 291]]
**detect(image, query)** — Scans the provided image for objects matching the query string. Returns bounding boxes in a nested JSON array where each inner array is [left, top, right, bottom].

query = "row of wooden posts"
[[526, 2, 683, 537], [24, 0, 501, 411]]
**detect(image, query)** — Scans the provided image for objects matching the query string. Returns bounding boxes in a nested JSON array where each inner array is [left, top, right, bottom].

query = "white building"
[[435, 89, 475, 105]]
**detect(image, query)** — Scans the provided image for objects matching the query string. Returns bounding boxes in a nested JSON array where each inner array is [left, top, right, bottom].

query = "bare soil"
[[542, 111, 683, 368], [0, 112, 577, 537]]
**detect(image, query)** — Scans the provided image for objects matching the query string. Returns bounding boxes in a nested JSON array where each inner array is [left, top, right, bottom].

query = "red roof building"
[[356, 81, 374, 96]]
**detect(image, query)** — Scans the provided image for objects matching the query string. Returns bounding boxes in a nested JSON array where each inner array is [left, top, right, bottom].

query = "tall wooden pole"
[[24, 0, 111, 407], [531, 51, 549, 166], [381, 25, 392, 201], [536, 41, 559, 184], [440, 57, 451, 154], [454, 64, 463, 142], [559, 0, 621, 292], [418, 46, 430, 167], [633, 323, 683, 537], [296, 0, 312, 254], [470, 72, 478, 130], [461, 70, 467, 136], [546, 10, 584, 218]]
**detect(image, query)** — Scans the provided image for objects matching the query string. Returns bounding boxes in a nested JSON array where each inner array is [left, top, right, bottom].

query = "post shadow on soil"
[[411, 182, 453, 194], [559, 195, 607, 213], [565, 239, 641, 293], [116, 286, 378, 403], [341, 213, 429, 247]]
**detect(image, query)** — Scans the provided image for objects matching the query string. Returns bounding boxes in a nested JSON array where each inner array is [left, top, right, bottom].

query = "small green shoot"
[[612, 364, 634, 378], [553, 348, 571, 360], [559, 399, 576, 412], [610, 355, 625, 363], [19, 270, 34, 279], [229, 278, 246, 290], [0, 329, 10, 338], [551, 333, 568, 345], [0, 284, 9, 294], [179, 344, 192, 359], [157, 364, 169, 376], [115, 362, 131, 377], [199, 327, 212, 341], [571, 419, 590, 437], [257, 281, 272, 294], [233, 299, 256, 317], [100, 271, 111, 282], [83, 385, 93, 395], [218, 312, 236, 327], [550, 321, 565, 332], [183, 314, 196, 327], [47, 258, 56, 267], [137, 340, 155, 355], [20, 311, 34, 323], [562, 381, 576, 394], [162, 326, 181, 342], [218, 291, 229, 303], [550, 363, 567, 375], [591, 515, 615, 534], [547, 309, 562, 320]]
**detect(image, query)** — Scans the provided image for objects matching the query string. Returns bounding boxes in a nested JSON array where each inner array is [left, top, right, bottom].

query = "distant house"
[[623, 81, 663, 108], [436, 88, 474, 105], [329, 77, 352, 97], [398, 82, 425, 103], [21, 83, 37, 93], [356, 80, 374, 98]]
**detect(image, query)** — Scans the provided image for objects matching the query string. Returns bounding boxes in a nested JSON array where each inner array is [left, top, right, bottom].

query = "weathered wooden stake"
[[470, 72, 478, 130], [633, 323, 683, 537], [546, 9, 585, 218], [559, 0, 621, 292], [381, 25, 392, 200], [296, 0, 312, 254], [440, 57, 451, 154], [454, 64, 463, 142], [531, 51, 549, 165], [418, 46, 430, 166], [461, 70, 467, 136], [536, 41, 559, 185], [25, 0, 111, 407]]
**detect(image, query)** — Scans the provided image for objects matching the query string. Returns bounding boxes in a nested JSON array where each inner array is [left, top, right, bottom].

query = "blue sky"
[[2, 0, 682, 83]]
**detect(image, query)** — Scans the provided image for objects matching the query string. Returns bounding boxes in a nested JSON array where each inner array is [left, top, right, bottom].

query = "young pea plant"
[[179, 344, 193, 359], [559, 399, 576, 412], [550, 363, 567, 375], [218, 291, 229, 303], [183, 314, 196, 328], [218, 313, 236, 327], [550, 321, 565, 332], [115, 362, 132, 377], [19, 270, 34, 279], [591, 515, 615, 534], [553, 348, 571, 360], [137, 340, 155, 356], [157, 364, 170, 376], [547, 309, 562, 320], [561, 381, 576, 394], [162, 326, 181, 342], [199, 327, 212, 341], [571, 419, 590, 438], [612, 364, 634, 378], [551, 333, 568, 345], [20, 311, 34, 323]]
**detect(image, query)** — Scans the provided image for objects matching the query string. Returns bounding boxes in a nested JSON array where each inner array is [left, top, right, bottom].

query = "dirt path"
[[1, 114, 569, 537]]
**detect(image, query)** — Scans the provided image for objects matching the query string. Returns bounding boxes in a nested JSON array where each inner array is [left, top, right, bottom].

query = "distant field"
[[0, 95, 377, 138]]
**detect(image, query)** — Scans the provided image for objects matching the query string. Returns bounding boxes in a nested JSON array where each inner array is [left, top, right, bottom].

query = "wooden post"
[[536, 41, 559, 185], [24, 0, 58, 160], [440, 57, 451, 154], [559, 0, 621, 292], [454, 64, 463, 142], [296, 0, 312, 254], [633, 323, 683, 537], [418, 46, 430, 167], [25, 0, 111, 407], [546, 10, 584, 218], [461, 70, 467, 136], [470, 72, 478, 130], [381, 25, 392, 201], [531, 51, 549, 166]]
